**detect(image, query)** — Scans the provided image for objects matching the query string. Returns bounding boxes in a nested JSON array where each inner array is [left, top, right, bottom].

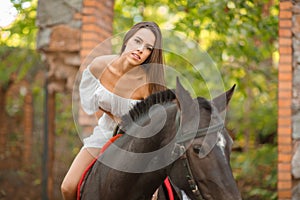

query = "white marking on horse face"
[[217, 131, 226, 157]]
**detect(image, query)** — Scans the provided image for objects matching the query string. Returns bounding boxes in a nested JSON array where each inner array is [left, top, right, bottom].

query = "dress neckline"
[[86, 66, 141, 102]]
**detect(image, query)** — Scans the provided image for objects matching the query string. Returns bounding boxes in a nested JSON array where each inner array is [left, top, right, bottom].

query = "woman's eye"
[[134, 39, 141, 44], [147, 47, 153, 51]]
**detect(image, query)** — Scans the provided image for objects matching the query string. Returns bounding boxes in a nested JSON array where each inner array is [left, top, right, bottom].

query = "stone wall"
[[36, 0, 114, 134], [37, 0, 82, 92]]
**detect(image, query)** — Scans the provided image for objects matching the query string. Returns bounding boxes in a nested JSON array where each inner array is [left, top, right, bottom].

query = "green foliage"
[[232, 145, 277, 200], [55, 93, 77, 137], [0, 0, 40, 89], [0, 46, 18, 88], [5, 92, 25, 117], [0, 45, 42, 88], [113, 0, 172, 34], [0, 0, 38, 48]]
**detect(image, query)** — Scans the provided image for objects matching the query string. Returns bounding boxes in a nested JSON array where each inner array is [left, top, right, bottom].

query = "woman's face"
[[123, 28, 156, 65]]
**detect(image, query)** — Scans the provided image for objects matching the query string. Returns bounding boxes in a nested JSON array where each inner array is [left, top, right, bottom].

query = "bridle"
[[172, 104, 225, 200]]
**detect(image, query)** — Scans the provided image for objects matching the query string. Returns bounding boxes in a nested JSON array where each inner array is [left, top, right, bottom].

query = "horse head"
[[169, 78, 242, 200]]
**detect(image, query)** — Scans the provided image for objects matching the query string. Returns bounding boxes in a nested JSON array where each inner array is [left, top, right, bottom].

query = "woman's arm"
[[98, 107, 121, 124]]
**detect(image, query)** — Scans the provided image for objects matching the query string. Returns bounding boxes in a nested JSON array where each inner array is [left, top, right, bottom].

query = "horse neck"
[[122, 103, 179, 153]]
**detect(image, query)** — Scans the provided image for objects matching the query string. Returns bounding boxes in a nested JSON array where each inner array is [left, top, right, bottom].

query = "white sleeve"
[[79, 67, 102, 115]]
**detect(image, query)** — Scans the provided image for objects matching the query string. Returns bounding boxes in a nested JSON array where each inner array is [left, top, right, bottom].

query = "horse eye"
[[193, 145, 205, 155]]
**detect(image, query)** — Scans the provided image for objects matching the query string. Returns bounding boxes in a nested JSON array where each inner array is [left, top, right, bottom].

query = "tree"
[[0, 0, 41, 160]]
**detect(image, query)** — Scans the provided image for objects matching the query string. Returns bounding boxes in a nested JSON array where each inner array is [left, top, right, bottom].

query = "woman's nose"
[[137, 44, 145, 52]]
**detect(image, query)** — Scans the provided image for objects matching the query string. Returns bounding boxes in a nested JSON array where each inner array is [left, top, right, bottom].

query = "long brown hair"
[[120, 21, 166, 94]]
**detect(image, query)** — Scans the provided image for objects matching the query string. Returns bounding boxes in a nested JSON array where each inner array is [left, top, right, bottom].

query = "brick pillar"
[[80, 0, 114, 65], [291, 1, 300, 199], [278, 1, 293, 199], [79, 0, 114, 138], [37, 0, 114, 137]]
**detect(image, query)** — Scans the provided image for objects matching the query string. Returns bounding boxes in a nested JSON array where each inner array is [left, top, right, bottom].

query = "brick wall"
[[278, 1, 293, 199], [292, 0, 300, 199], [80, 0, 114, 63], [278, 1, 300, 199]]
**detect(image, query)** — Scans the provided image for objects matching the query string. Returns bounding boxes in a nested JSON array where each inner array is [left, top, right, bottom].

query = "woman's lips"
[[131, 52, 141, 60]]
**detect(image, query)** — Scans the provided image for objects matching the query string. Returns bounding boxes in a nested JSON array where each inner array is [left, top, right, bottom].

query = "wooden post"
[[47, 90, 55, 199], [42, 78, 56, 200]]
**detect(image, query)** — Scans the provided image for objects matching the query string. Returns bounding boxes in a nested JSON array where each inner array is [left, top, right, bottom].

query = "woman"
[[61, 21, 166, 200]]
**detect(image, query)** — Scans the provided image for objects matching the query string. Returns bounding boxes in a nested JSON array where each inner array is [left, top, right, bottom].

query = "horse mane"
[[120, 89, 176, 130], [118, 89, 212, 133]]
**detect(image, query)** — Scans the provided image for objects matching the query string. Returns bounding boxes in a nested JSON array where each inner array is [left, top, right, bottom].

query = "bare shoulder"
[[89, 55, 119, 78]]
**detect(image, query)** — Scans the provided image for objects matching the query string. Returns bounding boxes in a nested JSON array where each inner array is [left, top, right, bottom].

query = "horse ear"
[[175, 77, 199, 133], [212, 84, 236, 112], [175, 77, 194, 110]]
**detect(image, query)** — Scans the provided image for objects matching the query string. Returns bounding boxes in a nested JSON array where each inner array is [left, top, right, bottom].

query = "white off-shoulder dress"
[[79, 66, 140, 148]]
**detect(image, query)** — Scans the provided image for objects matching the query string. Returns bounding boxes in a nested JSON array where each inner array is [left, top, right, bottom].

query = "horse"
[[78, 78, 242, 200]]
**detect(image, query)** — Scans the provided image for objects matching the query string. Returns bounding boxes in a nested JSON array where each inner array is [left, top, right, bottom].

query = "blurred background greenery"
[[0, 0, 278, 199]]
